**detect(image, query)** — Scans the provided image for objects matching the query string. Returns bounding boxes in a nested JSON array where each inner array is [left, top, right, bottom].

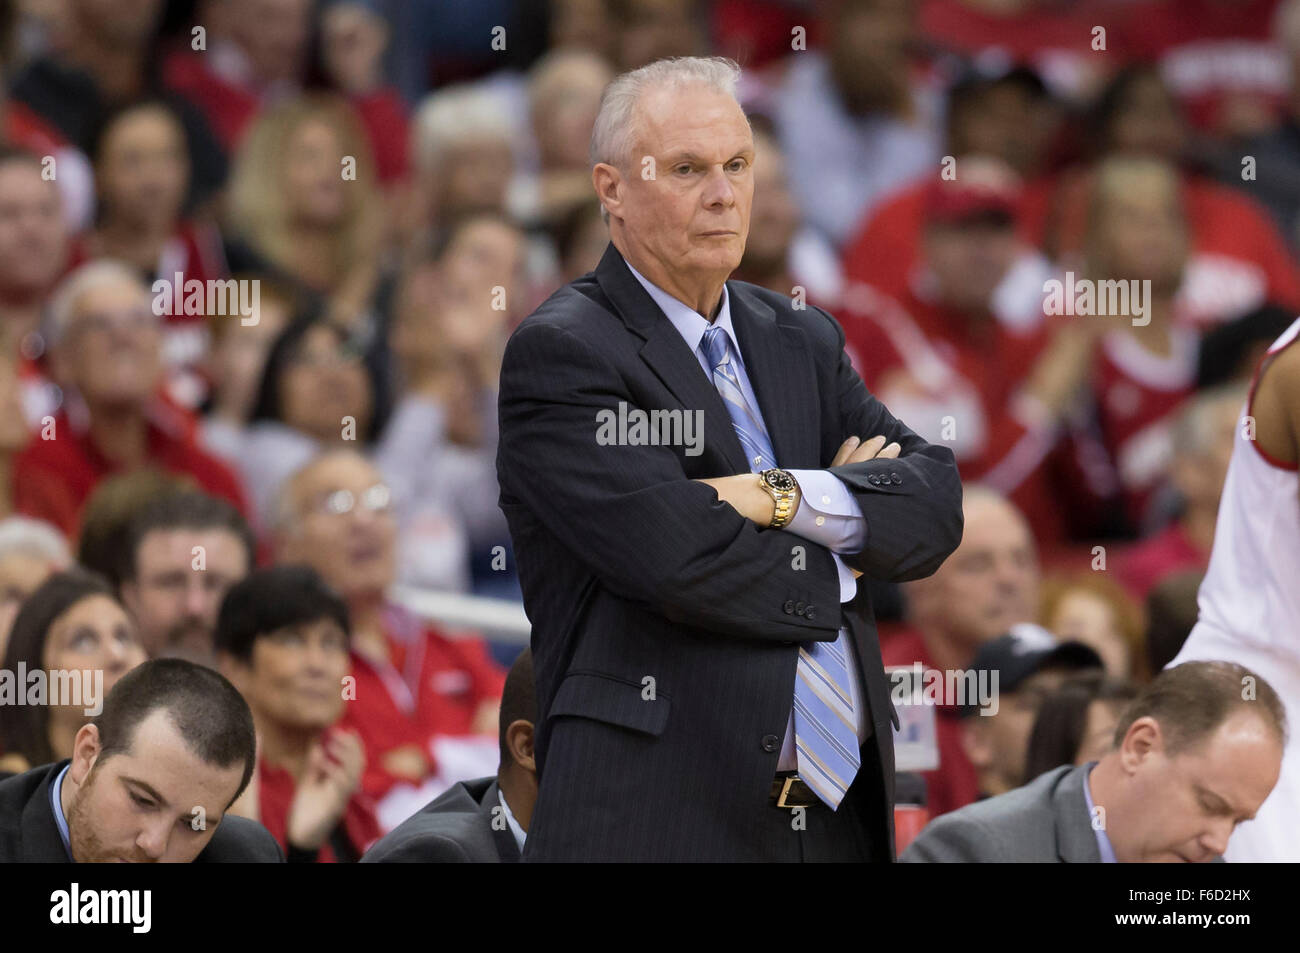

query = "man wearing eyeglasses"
[[273, 449, 506, 830], [12, 260, 250, 540]]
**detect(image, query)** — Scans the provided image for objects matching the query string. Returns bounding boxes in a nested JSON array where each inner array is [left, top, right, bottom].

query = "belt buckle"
[[776, 775, 803, 809]]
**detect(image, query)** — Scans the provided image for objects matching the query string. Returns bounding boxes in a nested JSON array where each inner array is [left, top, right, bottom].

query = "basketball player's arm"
[[1252, 341, 1300, 473]]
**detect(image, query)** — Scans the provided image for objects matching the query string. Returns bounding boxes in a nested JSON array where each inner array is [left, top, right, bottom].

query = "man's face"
[[1119, 712, 1282, 862], [277, 454, 397, 602], [924, 220, 1019, 313], [97, 106, 189, 230], [121, 529, 250, 660], [57, 278, 162, 408], [0, 161, 67, 298], [239, 618, 350, 731], [605, 85, 754, 288], [229, 0, 313, 86], [968, 668, 1070, 793], [913, 496, 1040, 650], [65, 711, 245, 862], [1092, 185, 1188, 297], [741, 134, 798, 276]]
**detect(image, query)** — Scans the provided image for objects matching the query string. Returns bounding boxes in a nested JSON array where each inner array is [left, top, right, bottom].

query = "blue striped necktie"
[[700, 325, 860, 809]]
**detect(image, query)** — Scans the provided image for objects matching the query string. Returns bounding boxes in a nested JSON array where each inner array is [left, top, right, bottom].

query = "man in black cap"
[[958, 624, 1104, 802]]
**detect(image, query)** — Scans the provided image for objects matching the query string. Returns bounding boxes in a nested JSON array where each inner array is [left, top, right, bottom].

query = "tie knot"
[[701, 326, 730, 369]]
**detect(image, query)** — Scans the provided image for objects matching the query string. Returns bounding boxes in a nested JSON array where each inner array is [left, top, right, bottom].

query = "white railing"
[[389, 585, 531, 642]]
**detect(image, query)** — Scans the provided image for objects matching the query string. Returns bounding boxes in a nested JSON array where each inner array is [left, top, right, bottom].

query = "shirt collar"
[[50, 762, 74, 861], [496, 786, 526, 853], [1082, 761, 1117, 863], [624, 259, 739, 358]]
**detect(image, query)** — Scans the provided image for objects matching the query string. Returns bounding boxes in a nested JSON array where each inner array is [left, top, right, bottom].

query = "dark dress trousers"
[[360, 776, 521, 863], [0, 760, 284, 862], [497, 243, 964, 861]]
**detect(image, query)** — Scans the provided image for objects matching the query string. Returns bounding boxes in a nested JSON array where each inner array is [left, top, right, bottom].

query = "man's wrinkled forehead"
[[632, 85, 753, 161]]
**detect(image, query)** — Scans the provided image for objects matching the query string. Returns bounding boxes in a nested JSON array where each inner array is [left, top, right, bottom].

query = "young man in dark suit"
[[0, 658, 282, 862], [496, 57, 963, 861]]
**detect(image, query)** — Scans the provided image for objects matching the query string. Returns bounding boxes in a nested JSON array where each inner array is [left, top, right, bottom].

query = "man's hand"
[[286, 731, 365, 852], [831, 434, 900, 467], [831, 435, 900, 578]]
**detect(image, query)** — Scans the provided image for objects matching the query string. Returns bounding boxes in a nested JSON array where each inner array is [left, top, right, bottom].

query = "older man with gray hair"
[[12, 260, 247, 539], [497, 56, 963, 861]]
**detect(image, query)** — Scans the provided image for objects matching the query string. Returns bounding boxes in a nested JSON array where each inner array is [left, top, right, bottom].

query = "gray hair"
[[42, 259, 153, 349], [412, 83, 515, 178], [589, 56, 744, 224], [0, 516, 71, 567]]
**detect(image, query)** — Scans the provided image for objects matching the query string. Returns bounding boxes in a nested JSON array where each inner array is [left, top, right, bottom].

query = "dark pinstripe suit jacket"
[[497, 243, 963, 861]]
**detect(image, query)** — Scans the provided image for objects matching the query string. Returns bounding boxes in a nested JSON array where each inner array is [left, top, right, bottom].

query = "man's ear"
[[505, 719, 535, 775], [592, 163, 622, 222], [960, 718, 993, 771], [68, 723, 102, 786], [119, 579, 140, 616]]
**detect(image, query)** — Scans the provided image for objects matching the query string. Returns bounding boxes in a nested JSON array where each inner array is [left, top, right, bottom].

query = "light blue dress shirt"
[[50, 762, 74, 861], [625, 261, 870, 771], [1083, 762, 1118, 863]]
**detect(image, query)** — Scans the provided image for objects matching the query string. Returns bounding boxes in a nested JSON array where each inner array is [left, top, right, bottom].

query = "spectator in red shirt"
[[161, 0, 410, 183], [1074, 156, 1199, 531], [840, 160, 1096, 545], [1114, 0, 1292, 139], [841, 65, 1063, 306], [12, 260, 250, 540], [1024, 65, 1300, 319], [1115, 382, 1247, 601], [271, 449, 505, 823], [0, 150, 70, 385], [1038, 573, 1146, 681], [217, 565, 381, 862], [882, 485, 1042, 816]]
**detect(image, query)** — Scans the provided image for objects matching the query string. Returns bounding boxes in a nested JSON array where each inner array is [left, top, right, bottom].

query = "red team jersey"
[[339, 607, 507, 802]]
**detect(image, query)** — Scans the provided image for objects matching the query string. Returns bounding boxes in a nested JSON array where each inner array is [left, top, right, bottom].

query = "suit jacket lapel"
[[594, 243, 816, 475], [1054, 765, 1103, 863], [728, 282, 819, 470]]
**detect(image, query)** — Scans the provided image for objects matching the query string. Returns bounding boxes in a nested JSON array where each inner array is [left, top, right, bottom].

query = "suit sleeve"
[[813, 307, 964, 582], [899, 815, 1001, 862], [497, 319, 842, 642]]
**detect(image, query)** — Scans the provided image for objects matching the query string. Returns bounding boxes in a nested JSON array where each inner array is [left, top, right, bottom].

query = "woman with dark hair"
[[0, 569, 146, 776], [216, 565, 381, 862], [226, 308, 388, 528], [1023, 671, 1139, 784]]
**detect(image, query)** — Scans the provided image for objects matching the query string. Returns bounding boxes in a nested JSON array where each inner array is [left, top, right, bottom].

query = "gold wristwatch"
[[758, 468, 799, 528]]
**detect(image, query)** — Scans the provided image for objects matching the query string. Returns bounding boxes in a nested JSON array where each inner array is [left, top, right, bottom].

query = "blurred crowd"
[[0, 0, 1296, 859]]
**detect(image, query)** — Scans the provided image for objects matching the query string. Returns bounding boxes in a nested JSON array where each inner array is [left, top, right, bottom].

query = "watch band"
[[760, 469, 798, 528]]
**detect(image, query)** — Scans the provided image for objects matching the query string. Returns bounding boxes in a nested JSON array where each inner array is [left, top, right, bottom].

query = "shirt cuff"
[[784, 469, 867, 553]]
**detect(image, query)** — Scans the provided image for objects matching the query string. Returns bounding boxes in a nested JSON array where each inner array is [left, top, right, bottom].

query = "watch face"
[[765, 469, 796, 492]]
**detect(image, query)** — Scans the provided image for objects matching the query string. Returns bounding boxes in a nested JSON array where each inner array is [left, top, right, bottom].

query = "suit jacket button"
[[805, 605, 816, 620], [761, 734, 780, 753], [868, 474, 880, 485], [794, 601, 806, 615], [891, 472, 902, 484], [782, 599, 795, 614]]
